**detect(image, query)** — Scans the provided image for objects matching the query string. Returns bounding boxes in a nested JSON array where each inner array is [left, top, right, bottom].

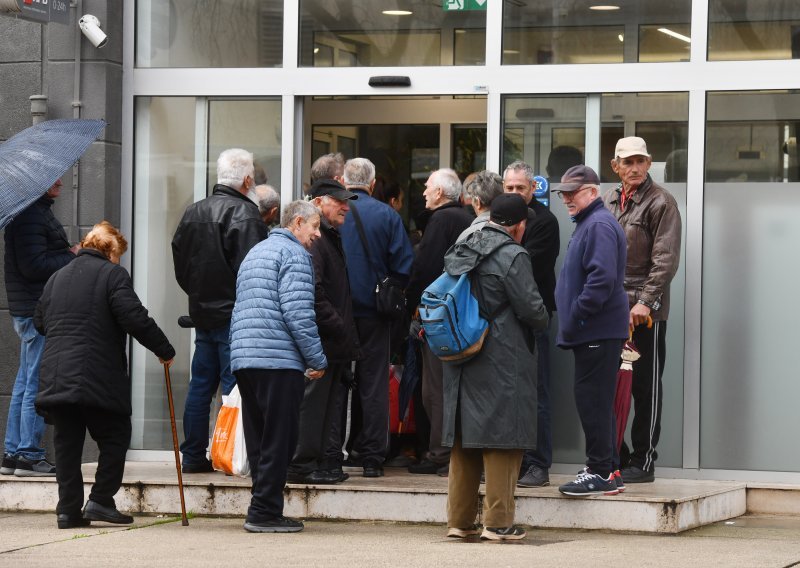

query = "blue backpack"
[[419, 271, 493, 362]]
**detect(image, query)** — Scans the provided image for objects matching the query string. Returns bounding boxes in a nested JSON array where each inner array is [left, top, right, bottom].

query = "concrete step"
[[0, 462, 748, 533]]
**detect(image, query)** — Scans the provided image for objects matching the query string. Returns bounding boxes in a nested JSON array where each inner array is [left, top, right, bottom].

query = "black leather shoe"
[[182, 459, 214, 474], [57, 514, 91, 529], [304, 470, 341, 484], [82, 500, 134, 524], [363, 465, 384, 478]]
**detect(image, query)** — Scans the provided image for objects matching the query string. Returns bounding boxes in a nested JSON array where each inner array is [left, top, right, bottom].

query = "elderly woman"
[[34, 221, 175, 529], [230, 200, 328, 534]]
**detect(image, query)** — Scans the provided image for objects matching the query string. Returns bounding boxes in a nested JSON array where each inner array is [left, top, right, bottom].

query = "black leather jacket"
[[171, 185, 267, 329]]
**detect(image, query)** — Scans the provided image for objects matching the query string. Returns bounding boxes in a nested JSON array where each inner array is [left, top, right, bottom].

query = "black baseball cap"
[[490, 193, 528, 227], [309, 178, 358, 201], [555, 165, 600, 193]]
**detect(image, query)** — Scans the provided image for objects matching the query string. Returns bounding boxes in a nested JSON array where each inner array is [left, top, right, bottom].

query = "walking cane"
[[163, 362, 189, 526]]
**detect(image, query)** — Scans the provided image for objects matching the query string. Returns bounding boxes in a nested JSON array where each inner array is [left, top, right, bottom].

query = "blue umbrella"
[[397, 336, 421, 433], [0, 118, 106, 230]]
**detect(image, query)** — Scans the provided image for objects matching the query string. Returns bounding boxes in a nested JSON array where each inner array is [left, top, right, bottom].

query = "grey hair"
[[464, 170, 504, 208], [503, 160, 535, 184], [217, 148, 255, 190], [253, 184, 280, 213], [310, 153, 345, 183], [343, 158, 376, 188], [281, 199, 320, 229], [430, 168, 462, 202]]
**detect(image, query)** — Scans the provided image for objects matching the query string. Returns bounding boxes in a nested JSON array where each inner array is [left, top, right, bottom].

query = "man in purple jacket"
[[553, 166, 629, 497]]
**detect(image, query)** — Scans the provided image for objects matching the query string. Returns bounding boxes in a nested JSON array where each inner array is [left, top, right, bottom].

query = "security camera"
[[79, 15, 107, 48]]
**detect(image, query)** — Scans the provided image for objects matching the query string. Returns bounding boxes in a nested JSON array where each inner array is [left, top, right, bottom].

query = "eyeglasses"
[[555, 185, 593, 201]]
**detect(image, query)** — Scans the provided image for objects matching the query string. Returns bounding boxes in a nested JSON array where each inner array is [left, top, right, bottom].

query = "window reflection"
[[709, 0, 800, 61], [299, 1, 486, 67], [136, 0, 283, 68], [502, 0, 691, 64]]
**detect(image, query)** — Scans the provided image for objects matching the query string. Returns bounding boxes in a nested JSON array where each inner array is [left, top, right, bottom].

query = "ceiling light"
[[658, 27, 691, 43], [618, 34, 624, 42], [313, 47, 320, 54], [382, 10, 413, 16], [589, 5, 620, 10], [503, 49, 520, 54]]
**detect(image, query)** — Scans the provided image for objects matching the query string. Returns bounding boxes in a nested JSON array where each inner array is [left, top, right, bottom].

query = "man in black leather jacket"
[[171, 148, 268, 473]]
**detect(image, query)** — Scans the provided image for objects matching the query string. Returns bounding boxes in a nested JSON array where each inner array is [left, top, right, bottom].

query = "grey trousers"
[[421, 343, 450, 465]]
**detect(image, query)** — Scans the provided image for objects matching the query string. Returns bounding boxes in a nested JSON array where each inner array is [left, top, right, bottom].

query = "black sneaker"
[[1, 454, 17, 475], [244, 516, 304, 533], [14, 456, 56, 477], [363, 464, 384, 478], [182, 459, 214, 474], [517, 465, 550, 488], [480, 525, 527, 540], [619, 465, 654, 483], [558, 468, 619, 497]]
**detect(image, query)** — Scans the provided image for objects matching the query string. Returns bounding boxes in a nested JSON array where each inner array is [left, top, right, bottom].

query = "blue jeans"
[[180, 323, 236, 465], [4, 317, 47, 460], [522, 323, 552, 471]]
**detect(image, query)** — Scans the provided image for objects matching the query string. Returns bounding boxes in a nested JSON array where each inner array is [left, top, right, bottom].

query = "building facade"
[[2, 0, 799, 482]]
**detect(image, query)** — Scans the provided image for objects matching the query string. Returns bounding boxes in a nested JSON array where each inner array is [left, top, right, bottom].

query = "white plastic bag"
[[209, 385, 250, 477]]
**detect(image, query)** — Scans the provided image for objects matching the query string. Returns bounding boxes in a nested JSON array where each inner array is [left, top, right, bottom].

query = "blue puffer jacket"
[[230, 229, 327, 373]]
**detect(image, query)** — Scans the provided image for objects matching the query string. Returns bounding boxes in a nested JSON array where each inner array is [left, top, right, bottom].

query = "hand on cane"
[[159, 357, 174, 368]]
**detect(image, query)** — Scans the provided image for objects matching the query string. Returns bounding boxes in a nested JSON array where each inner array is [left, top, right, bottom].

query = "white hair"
[[217, 148, 254, 190], [281, 199, 320, 228], [503, 160, 535, 183], [430, 168, 462, 202], [252, 184, 280, 213], [343, 158, 376, 188]]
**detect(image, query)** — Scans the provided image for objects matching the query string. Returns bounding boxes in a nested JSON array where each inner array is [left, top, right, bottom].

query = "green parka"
[[441, 226, 549, 449]]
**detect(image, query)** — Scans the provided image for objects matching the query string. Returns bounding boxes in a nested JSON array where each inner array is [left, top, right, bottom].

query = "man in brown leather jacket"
[[603, 137, 682, 483]]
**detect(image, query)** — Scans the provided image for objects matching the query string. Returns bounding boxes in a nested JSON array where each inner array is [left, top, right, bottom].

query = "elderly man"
[[2, 179, 76, 477], [502, 160, 560, 488], [407, 168, 473, 476], [230, 200, 327, 533], [172, 148, 268, 473], [288, 179, 359, 485], [443, 193, 549, 541], [604, 137, 682, 483], [554, 166, 629, 497], [340, 158, 414, 477], [251, 184, 280, 227]]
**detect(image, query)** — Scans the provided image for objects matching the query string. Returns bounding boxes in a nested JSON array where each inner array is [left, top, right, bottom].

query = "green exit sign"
[[443, 0, 487, 11]]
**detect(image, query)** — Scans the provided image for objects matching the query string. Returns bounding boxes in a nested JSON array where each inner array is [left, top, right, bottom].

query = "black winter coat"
[[406, 201, 474, 310], [4, 196, 74, 317], [310, 218, 359, 363], [34, 249, 175, 417], [524, 199, 560, 315], [171, 185, 268, 329]]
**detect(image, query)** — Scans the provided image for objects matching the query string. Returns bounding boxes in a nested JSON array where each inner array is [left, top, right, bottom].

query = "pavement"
[[2, 512, 800, 567]]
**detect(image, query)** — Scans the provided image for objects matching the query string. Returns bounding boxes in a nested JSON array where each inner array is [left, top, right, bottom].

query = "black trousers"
[[421, 343, 450, 465], [572, 339, 623, 478], [621, 320, 667, 472], [50, 405, 131, 516], [290, 363, 346, 474], [236, 368, 305, 522], [351, 317, 390, 465]]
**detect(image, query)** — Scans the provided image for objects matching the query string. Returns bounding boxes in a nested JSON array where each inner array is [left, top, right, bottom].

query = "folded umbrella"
[[397, 336, 421, 434], [613, 316, 651, 453], [0, 118, 106, 230]]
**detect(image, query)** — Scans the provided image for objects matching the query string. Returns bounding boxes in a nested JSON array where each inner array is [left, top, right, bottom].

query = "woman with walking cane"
[[34, 221, 175, 529]]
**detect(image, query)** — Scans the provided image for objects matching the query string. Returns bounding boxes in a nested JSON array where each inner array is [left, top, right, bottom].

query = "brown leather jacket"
[[602, 176, 682, 321]]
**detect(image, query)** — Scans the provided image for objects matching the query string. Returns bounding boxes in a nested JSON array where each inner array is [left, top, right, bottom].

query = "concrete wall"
[[0, 2, 123, 463]]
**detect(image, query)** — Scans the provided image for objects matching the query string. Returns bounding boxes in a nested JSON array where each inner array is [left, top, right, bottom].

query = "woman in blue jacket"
[[230, 199, 327, 534]]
